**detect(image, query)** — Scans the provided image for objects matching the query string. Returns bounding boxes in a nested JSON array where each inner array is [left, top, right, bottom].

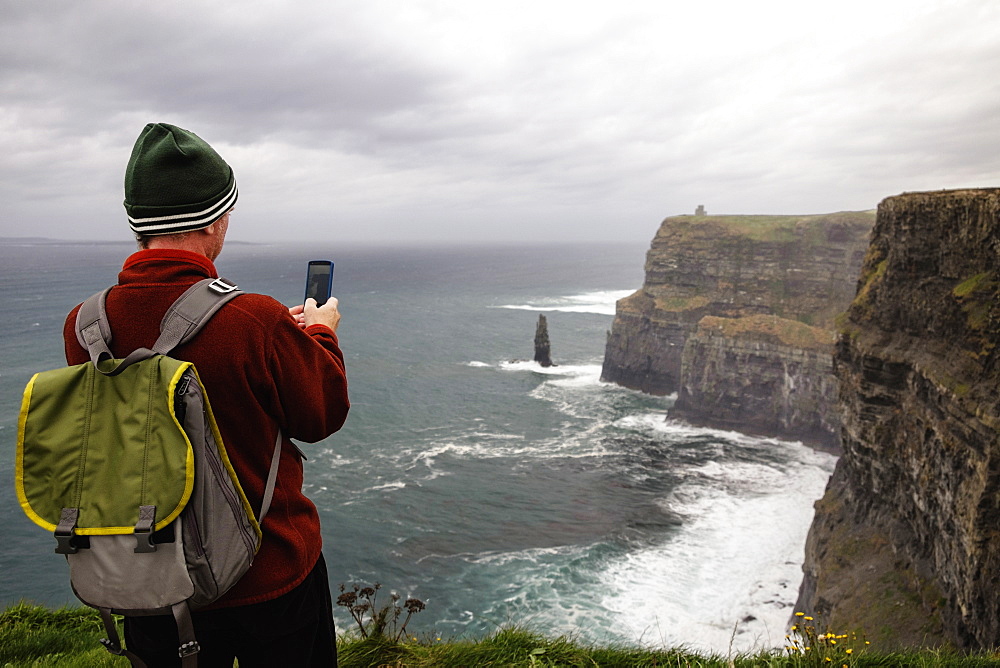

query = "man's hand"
[[289, 298, 341, 332]]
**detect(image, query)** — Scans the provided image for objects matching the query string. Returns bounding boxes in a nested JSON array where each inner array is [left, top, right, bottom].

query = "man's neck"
[[146, 236, 211, 257], [141, 214, 228, 261], [144, 229, 221, 261]]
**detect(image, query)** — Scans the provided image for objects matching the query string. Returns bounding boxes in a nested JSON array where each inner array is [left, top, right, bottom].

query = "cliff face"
[[602, 212, 873, 444], [796, 189, 1000, 649], [672, 315, 840, 448], [600, 288, 690, 394]]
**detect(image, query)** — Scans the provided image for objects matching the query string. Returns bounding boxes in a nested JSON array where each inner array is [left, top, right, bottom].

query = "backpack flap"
[[16, 356, 195, 544]]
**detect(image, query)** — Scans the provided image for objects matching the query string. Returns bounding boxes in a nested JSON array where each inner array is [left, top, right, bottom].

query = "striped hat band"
[[128, 180, 238, 235]]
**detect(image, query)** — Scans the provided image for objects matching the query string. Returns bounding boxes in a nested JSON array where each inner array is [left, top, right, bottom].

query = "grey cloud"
[[1, 0, 999, 244], [0, 1, 446, 147]]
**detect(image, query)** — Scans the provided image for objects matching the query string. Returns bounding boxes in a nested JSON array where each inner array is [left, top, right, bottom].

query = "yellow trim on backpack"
[[152, 361, 197, 533], [15, 373, 52, 532], [194, 366, 264, 548], [16, 360, 197, 536]]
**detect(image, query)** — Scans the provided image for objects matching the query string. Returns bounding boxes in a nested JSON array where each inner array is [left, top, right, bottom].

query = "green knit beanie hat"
[[124, 123, 238, 236]]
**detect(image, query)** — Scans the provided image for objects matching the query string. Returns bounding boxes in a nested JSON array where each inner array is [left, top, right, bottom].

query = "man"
[[63, 123, 350, 667]]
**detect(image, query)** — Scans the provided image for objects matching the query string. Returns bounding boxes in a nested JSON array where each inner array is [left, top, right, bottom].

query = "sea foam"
[[495, 290, 634, 316]]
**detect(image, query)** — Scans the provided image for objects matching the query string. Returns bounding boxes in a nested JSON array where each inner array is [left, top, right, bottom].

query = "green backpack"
[[16, 278, 282, 668]]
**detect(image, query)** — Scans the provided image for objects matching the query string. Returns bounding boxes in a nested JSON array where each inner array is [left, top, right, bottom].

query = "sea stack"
[[534, 314, 554, 367]]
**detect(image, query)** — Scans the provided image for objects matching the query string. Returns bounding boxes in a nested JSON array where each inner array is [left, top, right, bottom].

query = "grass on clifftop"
[[669, 211, 876, 243], [698, 314, 835, 351], [5, 602, 1000, 667]]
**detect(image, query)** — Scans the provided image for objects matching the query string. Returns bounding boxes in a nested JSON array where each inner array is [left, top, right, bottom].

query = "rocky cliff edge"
[[601, 211, 873, 445], [795, 189, 1000, 649]]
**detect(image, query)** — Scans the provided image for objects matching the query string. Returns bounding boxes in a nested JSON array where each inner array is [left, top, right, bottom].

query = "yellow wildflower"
[[795, 612, 805, 617], [846, 648, 853, 655]]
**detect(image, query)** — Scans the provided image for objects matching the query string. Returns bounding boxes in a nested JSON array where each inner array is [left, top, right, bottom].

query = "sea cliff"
[[795, 189, 1000, 649], [601, 212, 873, 445], [672, 315, 840, 448]]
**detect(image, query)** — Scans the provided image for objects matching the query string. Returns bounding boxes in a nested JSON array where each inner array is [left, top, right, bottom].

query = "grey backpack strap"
[[97, 607, 148, 667], [74, 278, 241, 377], [75, 288, 115, 365], [172, 601, 200, 668], [258, 429, 284, 522], [75, 288, 156, 376], [153, 278, 242, 355]]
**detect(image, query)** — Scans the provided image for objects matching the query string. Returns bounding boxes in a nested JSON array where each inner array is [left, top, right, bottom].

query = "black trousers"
[[124, 554, 337, 667]]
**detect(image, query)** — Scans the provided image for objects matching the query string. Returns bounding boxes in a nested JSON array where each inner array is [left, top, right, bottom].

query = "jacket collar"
[[119, 249, 219, 284]]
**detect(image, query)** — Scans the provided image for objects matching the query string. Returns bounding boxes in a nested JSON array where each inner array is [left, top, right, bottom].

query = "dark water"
[[0, 241, 835, 652]]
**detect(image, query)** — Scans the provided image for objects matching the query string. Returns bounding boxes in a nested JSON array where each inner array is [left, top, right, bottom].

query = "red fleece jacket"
[[63, 249, 350, 607]]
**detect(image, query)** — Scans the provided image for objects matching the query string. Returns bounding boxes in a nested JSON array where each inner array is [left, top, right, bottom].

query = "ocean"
[[0, 240, 836, 654]]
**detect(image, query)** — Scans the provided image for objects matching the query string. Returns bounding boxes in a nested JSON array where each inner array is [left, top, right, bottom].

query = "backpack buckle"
[[99, 637, 125, 656], [54, 533, 79, 555], [54, 508, 80, 555], [178, 640, 201, 658], [208, 278, 238, 294], [134, 505, 157, 553]]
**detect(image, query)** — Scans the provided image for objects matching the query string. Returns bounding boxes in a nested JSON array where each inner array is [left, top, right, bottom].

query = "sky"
[[1, 0, 998, 245]]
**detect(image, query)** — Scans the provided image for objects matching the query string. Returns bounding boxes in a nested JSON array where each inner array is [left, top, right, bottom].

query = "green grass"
[[672, 211, 875, 244], [0, 602, 124, 667], [951, 272, 999, 354], [696, 315, 834, 351], [4, 602, 1000, 667], [654, 294, 711, 313]]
